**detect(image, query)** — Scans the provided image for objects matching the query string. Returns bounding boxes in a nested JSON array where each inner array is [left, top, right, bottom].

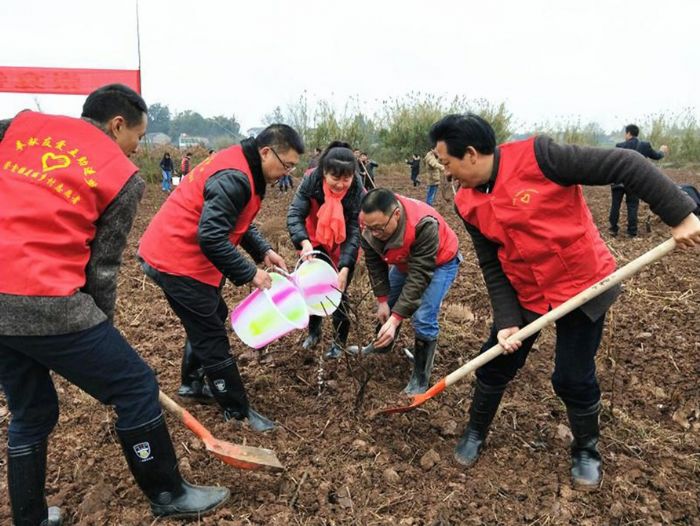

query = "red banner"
[[0, 66, 141, 95]]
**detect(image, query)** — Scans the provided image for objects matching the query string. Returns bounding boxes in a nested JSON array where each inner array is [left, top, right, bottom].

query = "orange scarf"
[[315, 180, 348, 248]]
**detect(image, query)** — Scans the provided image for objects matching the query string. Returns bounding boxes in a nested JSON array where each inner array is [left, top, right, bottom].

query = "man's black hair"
[[81, 83, 147, 127], [319, 141, 356, 176], [256, 124, 305, 154], [625, 124, 640, 137], [361, 187, 398, 215], [429, 113, 496, 158]]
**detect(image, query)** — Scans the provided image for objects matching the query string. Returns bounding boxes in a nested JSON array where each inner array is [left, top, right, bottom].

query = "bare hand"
[[376, 301, 390, 323], [300, 240, 315, 261], [263, 249, 288, 272], [671, 213, 700, 249], [252, 268, 272, 290], [497, 326, 522, 354], [375, 316, 400, 348], [660, 144, 670, 155], [337, 267, 350, 292]]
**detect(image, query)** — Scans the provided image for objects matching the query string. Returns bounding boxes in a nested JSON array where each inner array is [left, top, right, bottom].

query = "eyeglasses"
[[364, 207, 398, 234], [270, 147, 297, 173]]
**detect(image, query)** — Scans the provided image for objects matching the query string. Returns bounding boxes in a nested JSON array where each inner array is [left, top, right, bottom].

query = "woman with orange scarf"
[[287, 142, 365, 358]]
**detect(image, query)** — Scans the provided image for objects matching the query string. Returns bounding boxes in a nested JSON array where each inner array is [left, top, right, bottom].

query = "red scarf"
[[315, 180, 348, 248]]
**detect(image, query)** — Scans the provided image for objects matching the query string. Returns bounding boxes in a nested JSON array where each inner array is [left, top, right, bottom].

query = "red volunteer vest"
[[454, 137, 616, 314], [139, 145, 262, 286], [0, 111, 137, 296], [383, 196, 459, 273]]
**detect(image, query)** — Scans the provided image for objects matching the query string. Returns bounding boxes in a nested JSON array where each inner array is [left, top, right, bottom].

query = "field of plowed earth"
[[1, 167, 699, 525]]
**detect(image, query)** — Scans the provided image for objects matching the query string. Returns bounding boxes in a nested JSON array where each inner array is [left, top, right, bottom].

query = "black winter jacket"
[[198, 138, 272, 286], [287, 168, 365, 270]]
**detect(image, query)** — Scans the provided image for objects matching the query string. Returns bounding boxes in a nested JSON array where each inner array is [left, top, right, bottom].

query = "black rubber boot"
[[566, 402, 602, 490], [117, 414, 229, 518], [403, 337, 437, 395], [454, 380, 506, 467], [7, 440, 63, 526], [205, 358, 275, 432], [177, 340, 212, 400], [325, 315, 350, 359], [302, 315, 323, 350]]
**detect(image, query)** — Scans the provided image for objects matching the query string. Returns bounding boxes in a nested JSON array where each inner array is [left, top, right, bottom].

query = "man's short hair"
[[361, 188, 398, 215], [256, 124, 305, 154], [429, 113, 496, 158], [81, 84, 147, 127], [625, 124, 640, 137]]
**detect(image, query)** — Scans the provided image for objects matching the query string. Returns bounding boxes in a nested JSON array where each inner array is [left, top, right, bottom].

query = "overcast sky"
[[1, 0, 698, 134]]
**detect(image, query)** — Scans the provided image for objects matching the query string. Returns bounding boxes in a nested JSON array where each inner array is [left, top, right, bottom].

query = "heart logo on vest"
[[513, 189, 539, 206], [41, 152, 71, 173]]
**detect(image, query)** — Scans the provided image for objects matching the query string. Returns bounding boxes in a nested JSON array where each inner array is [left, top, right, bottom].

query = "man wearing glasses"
[[360, 188, 461, 394], [139, 124, 304, 432]]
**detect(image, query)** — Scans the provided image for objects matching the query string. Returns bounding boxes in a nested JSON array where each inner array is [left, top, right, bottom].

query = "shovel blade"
[[374, 379, 447, 416], [204, 436, 284, 472]]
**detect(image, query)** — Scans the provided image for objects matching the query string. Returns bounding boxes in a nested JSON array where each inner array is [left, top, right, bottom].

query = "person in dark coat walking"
[[406, 154, 421, 186], [610, 124, 668, 237], [287, 141, 365, 358], [159, 152, 174, 192]]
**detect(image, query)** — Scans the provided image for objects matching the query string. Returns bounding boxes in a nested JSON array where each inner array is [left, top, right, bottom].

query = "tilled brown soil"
[[1, 168, 699, 525]]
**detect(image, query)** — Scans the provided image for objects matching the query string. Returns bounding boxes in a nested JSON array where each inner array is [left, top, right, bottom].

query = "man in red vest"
[[430, 113, 700, 489], [139, 124, 303, 432], [360, 188, 461, 394], [0, 85, 229, 524]]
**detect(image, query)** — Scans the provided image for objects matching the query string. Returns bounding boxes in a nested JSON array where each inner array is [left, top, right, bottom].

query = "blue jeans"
[[475, 308, 606, 409], [161, 169, 172, 192], [426, 184, 438, 205], [387, 255, 460, 340], [0, 321, 161, 446]]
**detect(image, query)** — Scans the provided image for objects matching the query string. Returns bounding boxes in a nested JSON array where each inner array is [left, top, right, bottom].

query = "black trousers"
[[140, 260, 232, 368], [0, 321, 160, 447], [475, 308, 606, 409], [609, 186, 639, 236]]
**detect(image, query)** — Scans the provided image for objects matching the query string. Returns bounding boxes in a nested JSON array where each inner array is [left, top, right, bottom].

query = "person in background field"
[[287, 141, 365, 358], [359, 152, 379, 188], [406, 153, 421, 187], [307, 147, 322, 171], [0, 84, 230, 524], [279, 170, 295, 192], [180, 151, 192, 178], [430, 113, 700, 490], [424, 148, 444, 205], [138, 124, 304, 433], [610, 124, 669, 237], [360, 188, 461, 394], [159, 152, 174, 193]]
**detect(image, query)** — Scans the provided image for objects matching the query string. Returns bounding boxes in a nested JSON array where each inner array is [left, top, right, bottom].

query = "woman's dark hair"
[[319, 141, 356, 177], [429, 113, 496, 157], [161, 152, 170, 159], [81, 83, 147, 127]]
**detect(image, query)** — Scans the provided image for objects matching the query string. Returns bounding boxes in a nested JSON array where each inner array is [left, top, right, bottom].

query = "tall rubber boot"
[[177, 340, 212, 400], [204, 358, 276, 432], [566, 402, 602, 490], [325, 315, 350, 359], [7, 440, 63, 526], [403, 337, 437, 394], [302, 315, 323, 350], [454, 380, 506, 467], [117, 414, 229, 518]]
